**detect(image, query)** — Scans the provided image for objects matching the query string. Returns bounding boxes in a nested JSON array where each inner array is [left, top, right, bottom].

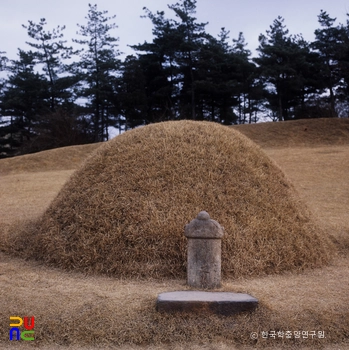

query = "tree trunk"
[[190, 64, 196, 120], [278, 94, 283, 121]]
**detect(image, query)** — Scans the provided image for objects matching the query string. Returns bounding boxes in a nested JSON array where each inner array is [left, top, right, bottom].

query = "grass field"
[[0, 118, 348, 349]]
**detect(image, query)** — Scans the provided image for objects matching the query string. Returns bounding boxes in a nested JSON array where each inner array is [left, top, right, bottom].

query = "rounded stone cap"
[[184, 211, 224, 239]]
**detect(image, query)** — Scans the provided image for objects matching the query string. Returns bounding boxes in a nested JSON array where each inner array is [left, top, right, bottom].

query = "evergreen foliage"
[[73, 3, 121, 142], [1, 2, 349, 157]]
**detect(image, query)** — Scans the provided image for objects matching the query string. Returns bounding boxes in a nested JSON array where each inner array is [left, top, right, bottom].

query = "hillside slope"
[[234, 118, 349, 148], [1, 118, 348, 175], [0, 142, 102, 175], [5, 120, 332, 279], [0, 118, 348, 348]]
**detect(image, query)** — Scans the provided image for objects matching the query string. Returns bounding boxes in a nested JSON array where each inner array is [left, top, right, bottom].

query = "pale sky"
[[0, 0, 348, 61]]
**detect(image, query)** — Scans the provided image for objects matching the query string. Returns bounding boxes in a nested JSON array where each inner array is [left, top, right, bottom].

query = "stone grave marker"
[[156, 211, 258, 315]]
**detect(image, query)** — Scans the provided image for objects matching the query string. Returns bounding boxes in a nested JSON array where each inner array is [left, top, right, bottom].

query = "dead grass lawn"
[[5, 121, 331, 280], [265, 145, 349, 251], [0, 142, 101, 175], [0, 170, 74, 224], [0, 119, 348, 349]]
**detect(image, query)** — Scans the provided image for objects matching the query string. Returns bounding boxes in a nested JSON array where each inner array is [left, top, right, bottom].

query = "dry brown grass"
[[0, 250, 348, 349], [2, 121, 333, 279], [265, 145, 349, 254], [235, 118, 349, 148], [0, 142, 101, 175], [1, 251, 348, 349], [0, 118, 348, 349], [0, 170, 74, 225]]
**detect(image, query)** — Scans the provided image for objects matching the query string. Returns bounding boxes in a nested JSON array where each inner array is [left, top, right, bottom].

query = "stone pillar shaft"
[[187, 238, 222, 288], [184, 211, 224, 289]]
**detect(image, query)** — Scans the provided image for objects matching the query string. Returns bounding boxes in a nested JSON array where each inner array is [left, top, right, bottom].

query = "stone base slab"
[[156, 291, 258, 316]]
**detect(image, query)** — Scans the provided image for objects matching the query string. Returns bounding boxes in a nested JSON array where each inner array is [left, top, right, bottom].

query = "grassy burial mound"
[[234, 117, 349, 148], [0, 142, 102, 175], [8, 120, 333, 279]]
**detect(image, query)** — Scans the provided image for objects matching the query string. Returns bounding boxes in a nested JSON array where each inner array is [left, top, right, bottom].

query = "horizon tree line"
[[1, 1, 349, 157]]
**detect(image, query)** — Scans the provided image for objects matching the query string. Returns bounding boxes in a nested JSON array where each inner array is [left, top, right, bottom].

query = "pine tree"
[[230, 32, 261, 124], [311, 10, 343, 117], [254, 16, 318, 121], [291, 36, 327, 119], [168, 0, 208, 119], [0, 51, 9, 157], [22, 18, 76, 111], [132, 7, 183, 122], [133, 0, 208, 121], [73, 3, 121, 142], [0, 51, 7, 71], [116, 55, 148, 130], [337, 14, 349, 116], [0, 51, 8, 116], [1, 49, 49, 155], [195, 29, 239, 124]]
